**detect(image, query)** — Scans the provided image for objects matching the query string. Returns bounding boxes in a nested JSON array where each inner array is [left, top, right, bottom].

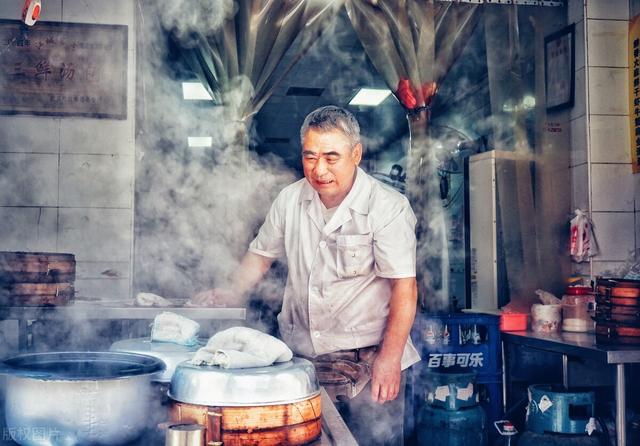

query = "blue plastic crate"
[[411, 312, 502, 376]]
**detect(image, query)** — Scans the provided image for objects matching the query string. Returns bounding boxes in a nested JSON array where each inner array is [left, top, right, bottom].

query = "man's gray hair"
[[300, 105, 361, 147]]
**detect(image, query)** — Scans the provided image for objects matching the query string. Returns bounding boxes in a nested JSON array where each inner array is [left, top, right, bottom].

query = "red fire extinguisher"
[[22, 0, 41, 26]]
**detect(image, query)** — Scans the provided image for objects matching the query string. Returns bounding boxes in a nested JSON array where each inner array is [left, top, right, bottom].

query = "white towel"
[[150, 312, 200, 346], [190, 327, 293, 369], [135, 292, 172, 307]]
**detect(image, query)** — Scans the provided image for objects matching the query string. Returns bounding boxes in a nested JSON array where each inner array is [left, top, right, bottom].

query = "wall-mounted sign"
[[629, 15, 640, 173], [0, 20, 127, 119], [544, 23, 575, 112]]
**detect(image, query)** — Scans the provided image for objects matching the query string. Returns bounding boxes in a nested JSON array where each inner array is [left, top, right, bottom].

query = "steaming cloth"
[[190, 326, 293, 368], [150, 312, 200, 346]]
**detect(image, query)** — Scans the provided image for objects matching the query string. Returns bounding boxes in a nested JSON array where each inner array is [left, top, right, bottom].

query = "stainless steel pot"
[[1, 351, 165, 446], [169, 357, 320, 406]]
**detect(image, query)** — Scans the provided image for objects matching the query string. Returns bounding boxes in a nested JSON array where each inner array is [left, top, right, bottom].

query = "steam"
[[134, 1, 295, 300]]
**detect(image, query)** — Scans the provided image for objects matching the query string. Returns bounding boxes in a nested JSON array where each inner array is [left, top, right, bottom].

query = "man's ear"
[[353, 143, 363, 165]]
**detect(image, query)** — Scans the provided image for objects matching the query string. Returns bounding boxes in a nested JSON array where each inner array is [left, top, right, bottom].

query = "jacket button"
[[319, 241, 327, 248], [313, 331, 320, 338]]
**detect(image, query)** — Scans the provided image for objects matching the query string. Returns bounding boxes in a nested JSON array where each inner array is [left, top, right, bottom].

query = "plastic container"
[[500, 313, 528, 331], [562, 286, 595, 333], [531, 304, 562, 333]]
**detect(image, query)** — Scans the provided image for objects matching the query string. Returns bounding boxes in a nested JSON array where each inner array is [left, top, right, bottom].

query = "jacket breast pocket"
[[336, 234, 374, 279]]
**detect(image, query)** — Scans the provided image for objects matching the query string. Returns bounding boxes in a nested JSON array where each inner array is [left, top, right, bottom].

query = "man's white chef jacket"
[[249, 167, 421, 370]]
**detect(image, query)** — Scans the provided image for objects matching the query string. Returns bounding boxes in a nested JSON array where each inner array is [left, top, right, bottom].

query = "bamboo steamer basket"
[[0, 251, 75, 306], [595, 278, 640, 344]]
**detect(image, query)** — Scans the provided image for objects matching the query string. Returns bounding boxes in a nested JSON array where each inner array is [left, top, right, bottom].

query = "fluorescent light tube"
[[349, 88, 391, 106], [182, 82, 213, 100], [187, 136, 213, 147]]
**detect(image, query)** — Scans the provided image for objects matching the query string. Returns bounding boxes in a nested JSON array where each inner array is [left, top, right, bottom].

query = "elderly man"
[[196, 105, 420, 445]]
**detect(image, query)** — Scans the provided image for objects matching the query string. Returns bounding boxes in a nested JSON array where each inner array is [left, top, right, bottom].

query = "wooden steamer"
[[170, 394, 322, 445], [168, 358, 322, 446], [0, 252, 75, 306], [595, 278, 640, 344]]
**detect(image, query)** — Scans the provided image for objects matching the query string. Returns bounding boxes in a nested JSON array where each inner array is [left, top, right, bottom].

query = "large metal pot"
[[1, 351, 165, 446]]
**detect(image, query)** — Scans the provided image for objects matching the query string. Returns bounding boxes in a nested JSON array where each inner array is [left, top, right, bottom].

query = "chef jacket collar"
[[300, 167, 371, 235]]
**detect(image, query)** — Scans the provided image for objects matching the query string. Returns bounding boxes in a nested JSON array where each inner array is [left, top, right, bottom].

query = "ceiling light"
[[182, 82, 213, 101], [187, 136, 213, 147], [349, 88, 391, 106]]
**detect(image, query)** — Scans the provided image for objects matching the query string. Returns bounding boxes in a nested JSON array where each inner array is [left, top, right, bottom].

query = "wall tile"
[[591, 211, 635, 261], [0, 153, 58, 206], [60, 119, 133, 155], [589, 115, 631, 163], [571, 163, 590, 210], [586, 20, 628, 68], [636, 210, 640, 251], [588, 67, 629, 115], [74, 278, 130, 301], [0, 117, 60, 153], [58, 208, 132, 262], [570, 116, 588, 167], [0, 207, 57, 252], [59, 154, 133, 208], [570, 261, 629, 278], [636, 174, 640, 210], [568, 0, 585, 25], [575, 20, 586, 72], [591, 164, 634, 211], [586, 0, 629, 20], [571, 67, 587, 120], [61, 0, 134, 26], [76, 261, 130, 279]]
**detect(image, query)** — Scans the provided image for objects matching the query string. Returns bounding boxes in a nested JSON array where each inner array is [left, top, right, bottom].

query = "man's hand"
[[370, 351, 401, 404], [189, 289, 238, 307]]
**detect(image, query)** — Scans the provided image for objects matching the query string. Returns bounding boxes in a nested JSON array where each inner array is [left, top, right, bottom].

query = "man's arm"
[[192, 251, 275, 306], [370, 276, 418, 404]]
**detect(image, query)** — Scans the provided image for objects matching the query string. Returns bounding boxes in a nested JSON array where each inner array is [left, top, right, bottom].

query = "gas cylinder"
[[416, 370, 487, 446], [417, 404, 487, 446], [518, 385, 606, 446]]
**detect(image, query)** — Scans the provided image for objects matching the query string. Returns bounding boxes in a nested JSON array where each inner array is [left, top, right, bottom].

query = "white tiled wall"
[[0, 1, 136, 300], [569, 0, 634, 277]]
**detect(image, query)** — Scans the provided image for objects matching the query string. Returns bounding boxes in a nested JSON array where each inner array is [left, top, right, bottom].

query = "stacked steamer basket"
[[594, 278, 640, 345], [0, 252, 76, 306]]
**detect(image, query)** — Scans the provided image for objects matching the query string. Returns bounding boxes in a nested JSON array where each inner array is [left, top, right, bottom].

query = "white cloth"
[[135, 292, 172, 307], [190, 327, 293, 368], [248, 167, 421, 370], [150, 312, 200, 346]]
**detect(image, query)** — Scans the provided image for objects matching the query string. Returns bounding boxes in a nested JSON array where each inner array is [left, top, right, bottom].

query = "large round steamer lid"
[[169, 357, 320, 406], [110, 337, 201, 383]]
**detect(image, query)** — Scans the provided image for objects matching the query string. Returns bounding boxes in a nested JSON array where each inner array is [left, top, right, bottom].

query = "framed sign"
[[0, 20, 127, 119], [544, 24, 575, 112]]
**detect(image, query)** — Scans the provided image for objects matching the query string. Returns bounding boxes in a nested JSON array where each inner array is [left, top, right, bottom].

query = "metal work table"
[[0, 302, 246, 351], [502, 330, 640, 446]]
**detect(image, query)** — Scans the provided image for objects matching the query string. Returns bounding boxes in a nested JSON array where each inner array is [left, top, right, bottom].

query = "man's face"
[[302, 128, 362, 208]]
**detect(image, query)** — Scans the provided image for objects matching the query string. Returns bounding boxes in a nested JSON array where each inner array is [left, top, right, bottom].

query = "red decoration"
[[396, 78, 417, 109], [395, 78, 438, 110]]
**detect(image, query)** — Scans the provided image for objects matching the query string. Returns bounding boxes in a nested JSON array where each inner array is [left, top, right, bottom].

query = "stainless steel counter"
[[503, 330, 640, 446], [312, 388, 359, 446], [0, 302, 246, 321], [0, 302, 246, 352]]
